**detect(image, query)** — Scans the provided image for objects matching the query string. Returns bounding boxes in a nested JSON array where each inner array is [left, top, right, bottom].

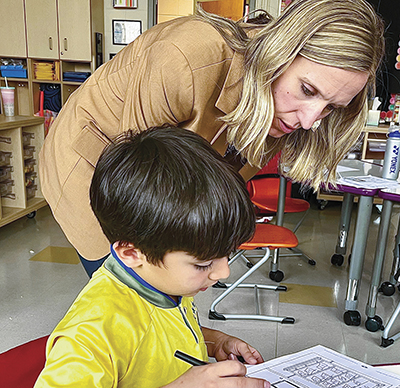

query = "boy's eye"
[[195, 262, 213, 271]]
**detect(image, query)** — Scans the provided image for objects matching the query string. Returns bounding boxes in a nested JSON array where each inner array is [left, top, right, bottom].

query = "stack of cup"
[[0, 78, 15, 117]]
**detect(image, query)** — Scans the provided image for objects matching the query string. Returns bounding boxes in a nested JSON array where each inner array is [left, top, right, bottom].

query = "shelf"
[[0, 115, 46, 226], [0, 198, 47, 228], [0, 77, 28, 82]]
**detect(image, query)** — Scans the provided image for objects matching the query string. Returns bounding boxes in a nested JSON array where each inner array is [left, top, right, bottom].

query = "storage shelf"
[[0, 115, 46, 225]]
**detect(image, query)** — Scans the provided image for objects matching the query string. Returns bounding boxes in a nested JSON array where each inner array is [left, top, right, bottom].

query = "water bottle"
[[382, 126, 400, 180]]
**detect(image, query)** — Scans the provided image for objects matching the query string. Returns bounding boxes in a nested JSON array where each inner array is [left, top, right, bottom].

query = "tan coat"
[[39, 16, 259, 261]]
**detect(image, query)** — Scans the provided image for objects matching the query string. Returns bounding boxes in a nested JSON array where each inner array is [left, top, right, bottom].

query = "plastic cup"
[[0, 87, 15, 117], [367, 110, 380, 126]]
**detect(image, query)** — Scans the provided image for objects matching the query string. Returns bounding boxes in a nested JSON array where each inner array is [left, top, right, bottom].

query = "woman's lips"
[[278, 119, 297, 134]]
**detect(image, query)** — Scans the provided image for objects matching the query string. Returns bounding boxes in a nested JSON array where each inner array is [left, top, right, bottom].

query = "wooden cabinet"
[[25, 0, 103, 62], [58, 0, 91, 61], [0, 0, 104, 116], [361, 125, 389, 160], [0, 0, 27, 58], [25, 0, 59, 60], [198, 0, 245, 20], [0, 115, 47, 226]]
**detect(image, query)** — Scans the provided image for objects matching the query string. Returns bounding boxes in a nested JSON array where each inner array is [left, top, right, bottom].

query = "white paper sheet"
[[336, 165, 360, 173], [336, 175, 400, 190], [246, 345, 400, 388]]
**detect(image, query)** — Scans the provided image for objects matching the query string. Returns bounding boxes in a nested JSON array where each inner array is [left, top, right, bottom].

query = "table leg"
[[344, 195, 374, 326], [332, 192, 354, 266], [389, 216, 400, 285], [365, 199, 393, 332]]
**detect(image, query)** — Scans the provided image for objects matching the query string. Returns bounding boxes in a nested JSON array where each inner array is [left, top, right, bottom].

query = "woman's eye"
[[195, 263, 213, 271], [301, 84, 314, 96]]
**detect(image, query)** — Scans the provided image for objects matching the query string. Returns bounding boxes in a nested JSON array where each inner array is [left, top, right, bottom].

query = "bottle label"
[[390, 144, 400, 173]]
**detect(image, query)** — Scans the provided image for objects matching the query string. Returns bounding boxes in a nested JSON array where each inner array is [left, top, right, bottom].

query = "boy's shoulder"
[[61, 267, 154, 329]]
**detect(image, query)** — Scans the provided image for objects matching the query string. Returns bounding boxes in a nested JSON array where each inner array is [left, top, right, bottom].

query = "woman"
[[39, 0, 384, 276]]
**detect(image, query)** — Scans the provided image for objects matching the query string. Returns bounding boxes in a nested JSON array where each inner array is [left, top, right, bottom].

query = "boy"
[[35, 127, 269, 388]]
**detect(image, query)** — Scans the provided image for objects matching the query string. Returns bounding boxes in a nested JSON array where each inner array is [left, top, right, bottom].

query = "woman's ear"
[[113, 242, 147, 269]]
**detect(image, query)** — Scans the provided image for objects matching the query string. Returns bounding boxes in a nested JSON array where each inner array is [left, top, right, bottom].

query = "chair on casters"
[[208, 222, 298, 323], [248, 172, 315, 283]]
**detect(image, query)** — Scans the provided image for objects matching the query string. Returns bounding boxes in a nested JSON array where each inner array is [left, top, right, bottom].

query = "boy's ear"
[[113, 242, 147, 268]]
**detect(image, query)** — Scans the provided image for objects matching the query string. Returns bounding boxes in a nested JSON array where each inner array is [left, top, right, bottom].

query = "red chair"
[[209, 222, 298, 323], [247, 154, 315, 282], [0, 335, 48, 388]]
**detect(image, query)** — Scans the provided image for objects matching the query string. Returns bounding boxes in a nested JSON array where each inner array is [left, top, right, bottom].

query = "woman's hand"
[[163, 360, 269, 388], [201, 327, 264, 365]]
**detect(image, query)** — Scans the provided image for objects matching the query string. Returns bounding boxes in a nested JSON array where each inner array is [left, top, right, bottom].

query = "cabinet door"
[[0, 0, 27, 57], [200, 0, 245, 20], [25, 0, 59, 59], [58, 0, 91, 61]]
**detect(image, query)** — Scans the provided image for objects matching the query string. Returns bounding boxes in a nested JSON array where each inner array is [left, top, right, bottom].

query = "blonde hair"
[[197, 0, 385, 189]]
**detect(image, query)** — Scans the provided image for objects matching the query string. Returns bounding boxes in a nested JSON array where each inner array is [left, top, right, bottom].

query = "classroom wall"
[[103, 0, 149, 61]]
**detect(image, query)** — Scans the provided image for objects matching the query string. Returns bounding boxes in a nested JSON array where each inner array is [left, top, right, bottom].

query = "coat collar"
[[215, 51, 245, 115]]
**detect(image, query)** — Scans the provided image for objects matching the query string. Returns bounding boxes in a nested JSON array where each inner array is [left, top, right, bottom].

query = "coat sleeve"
[[120, 41, 195, 132]]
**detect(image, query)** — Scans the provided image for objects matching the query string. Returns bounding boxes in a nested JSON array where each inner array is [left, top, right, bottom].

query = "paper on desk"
[[336, 175, 400, 190], [246, 345, 400, 387], [336, 165, 360, 173]]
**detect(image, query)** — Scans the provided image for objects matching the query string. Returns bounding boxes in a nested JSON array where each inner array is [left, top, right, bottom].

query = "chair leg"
[[269, 208, 316, 281], [209, 248, 295, 323], [381, 301, 400, 347]]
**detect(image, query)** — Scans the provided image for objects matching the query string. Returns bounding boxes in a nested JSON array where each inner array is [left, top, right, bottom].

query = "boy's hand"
[[202, 327, 264, 365], [216, 335, 264, 365], [164, 360, 270, 388]]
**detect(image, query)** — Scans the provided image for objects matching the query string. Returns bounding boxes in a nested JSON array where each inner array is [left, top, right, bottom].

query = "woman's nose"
[[298, 103, 326, 130], [209, 257, 230, 281]]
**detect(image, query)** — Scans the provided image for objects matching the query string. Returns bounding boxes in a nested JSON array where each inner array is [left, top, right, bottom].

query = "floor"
[[1, 197, 400, 366]]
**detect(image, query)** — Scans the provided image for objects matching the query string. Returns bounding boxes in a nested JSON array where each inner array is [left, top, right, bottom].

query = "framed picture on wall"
[[113, 0, 137, 8], [112, 20, 142, 45]]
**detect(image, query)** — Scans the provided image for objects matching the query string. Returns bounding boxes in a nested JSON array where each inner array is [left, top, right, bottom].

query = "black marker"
[[174, 350, 245, 365], [174, 350, 208, 366]]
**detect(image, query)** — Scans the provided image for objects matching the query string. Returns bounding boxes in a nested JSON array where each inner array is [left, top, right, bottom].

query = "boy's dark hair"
[[90, 126, 256, 265]]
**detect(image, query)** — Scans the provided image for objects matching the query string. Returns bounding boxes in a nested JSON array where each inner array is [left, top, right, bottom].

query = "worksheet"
[[246, 345, 400, 388]]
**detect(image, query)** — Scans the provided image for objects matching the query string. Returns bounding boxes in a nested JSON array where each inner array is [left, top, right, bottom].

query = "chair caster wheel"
[[212, 281, 227, 289], [379, 281, 396, 296], [331, 254, 344, 266], [318, 200, 328, 210], [343, 310, 361, 326], [308, 259, 316, 266], [269, 270, 284, 282], [365, 316, 384, 332], [381, 338, 394, 347], [26, 211, 36, 219]]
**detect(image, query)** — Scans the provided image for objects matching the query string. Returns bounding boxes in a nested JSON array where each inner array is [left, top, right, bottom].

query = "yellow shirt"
[[34, 254, 208, 387]]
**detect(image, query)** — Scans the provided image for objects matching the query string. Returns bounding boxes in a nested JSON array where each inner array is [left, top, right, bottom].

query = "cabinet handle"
[[64, 38, 68, 51], [49, 37, 53, 50]]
